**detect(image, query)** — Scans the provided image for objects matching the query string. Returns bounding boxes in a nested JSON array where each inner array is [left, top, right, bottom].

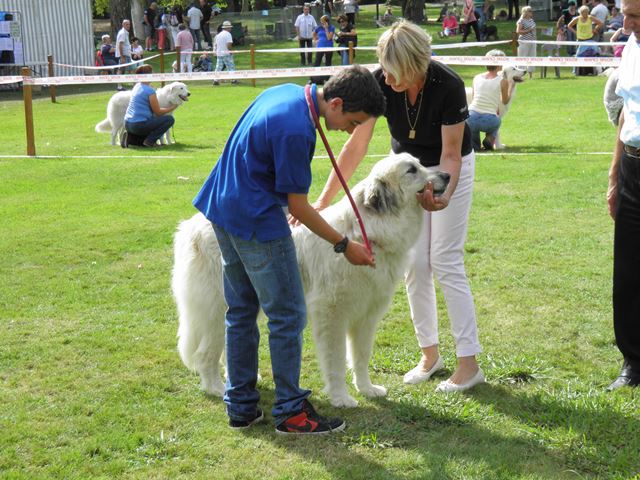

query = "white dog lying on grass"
[[95, 82, 190, 146], [171, 153, 450, 408]]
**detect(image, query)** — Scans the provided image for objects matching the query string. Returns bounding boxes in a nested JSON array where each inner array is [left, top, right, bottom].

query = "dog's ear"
[[363, 177, 399, 214]]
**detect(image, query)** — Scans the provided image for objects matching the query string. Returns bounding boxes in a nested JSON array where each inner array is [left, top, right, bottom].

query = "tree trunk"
[[130, 0, 145, 41], [241, 0, 251, 13], [109, 0, 131, 37], [404, 0, 426, 23]]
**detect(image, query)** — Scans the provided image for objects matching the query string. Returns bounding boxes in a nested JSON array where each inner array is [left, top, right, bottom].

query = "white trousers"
[[404, 151, 481, 358], [180, 52, 193, 73], [517, 42, 537, 74]]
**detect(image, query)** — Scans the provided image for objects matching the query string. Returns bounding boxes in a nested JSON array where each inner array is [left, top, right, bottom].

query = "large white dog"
[[95, 82, 190, 146], [172, 153, 450, 408]]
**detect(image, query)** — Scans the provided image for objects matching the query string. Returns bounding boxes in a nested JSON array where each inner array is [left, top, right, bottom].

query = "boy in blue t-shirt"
[[193, 65, 385, 435]]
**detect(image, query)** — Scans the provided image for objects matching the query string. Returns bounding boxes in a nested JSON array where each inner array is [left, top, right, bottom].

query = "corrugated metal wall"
[[0, 0, 94, 76]]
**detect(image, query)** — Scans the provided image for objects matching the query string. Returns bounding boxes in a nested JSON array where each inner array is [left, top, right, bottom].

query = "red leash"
[[304, 84, 373, 255]]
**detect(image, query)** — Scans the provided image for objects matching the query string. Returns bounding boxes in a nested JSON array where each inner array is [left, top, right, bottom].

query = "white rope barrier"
[[519, 39, 626, 46], [53, 53, 162, 71]]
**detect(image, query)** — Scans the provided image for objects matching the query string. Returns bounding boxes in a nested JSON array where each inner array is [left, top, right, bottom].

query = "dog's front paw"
[[201, 377, 225, 398], [356, 384, 388, 398], [329, 392, 359, 408]]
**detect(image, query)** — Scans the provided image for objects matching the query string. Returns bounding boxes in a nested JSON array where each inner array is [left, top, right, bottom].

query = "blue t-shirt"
[[124, 83, 155, 123], [193, 84, 318, 241], [315, 25, 335, 48]]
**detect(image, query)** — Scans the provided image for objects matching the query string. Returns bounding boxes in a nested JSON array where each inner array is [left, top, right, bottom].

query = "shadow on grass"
[[471, 385, 640, 477], [220, 383, 575, 479]]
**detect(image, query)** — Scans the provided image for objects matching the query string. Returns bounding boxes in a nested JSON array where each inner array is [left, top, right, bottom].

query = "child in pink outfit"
[[176, 24, 194, 72]]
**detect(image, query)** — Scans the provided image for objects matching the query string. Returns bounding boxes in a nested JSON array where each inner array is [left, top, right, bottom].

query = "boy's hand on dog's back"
[[344, 240, 376, 267]]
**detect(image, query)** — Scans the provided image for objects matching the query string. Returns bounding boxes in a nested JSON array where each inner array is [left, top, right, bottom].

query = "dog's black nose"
[[187, 92, 191, 96]]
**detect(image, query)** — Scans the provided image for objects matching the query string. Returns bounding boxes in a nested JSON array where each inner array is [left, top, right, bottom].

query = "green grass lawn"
[[2, 9, 639, 480]]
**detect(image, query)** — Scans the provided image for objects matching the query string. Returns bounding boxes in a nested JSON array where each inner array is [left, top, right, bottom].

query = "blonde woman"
[[516, 6, 537, 78], [311, 20, 484, 393], [567, 5, 604, 56]]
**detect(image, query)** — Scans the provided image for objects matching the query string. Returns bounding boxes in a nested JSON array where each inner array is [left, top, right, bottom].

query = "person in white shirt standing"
[[213, 21, 237, 85], [187, 2, 204, 51], [606, 0, 640, 391], [294, 4, 317, 66], [115, 19, 132, 91], [591, 0, 610, 40]]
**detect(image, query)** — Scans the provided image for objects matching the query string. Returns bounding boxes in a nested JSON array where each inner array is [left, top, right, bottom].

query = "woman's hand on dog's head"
[[417, 182, 449, 212]]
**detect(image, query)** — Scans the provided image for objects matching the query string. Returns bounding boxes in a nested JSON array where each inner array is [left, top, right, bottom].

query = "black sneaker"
[[275, 400, 345, 435], [482, 136, 494, 151], [229, 409, 264, 430]]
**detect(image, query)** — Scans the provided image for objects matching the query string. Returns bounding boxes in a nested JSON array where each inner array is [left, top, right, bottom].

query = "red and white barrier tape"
[[4, 55, 620, 86], [519, 39, 626, 46], [0, 75, 24, 85]]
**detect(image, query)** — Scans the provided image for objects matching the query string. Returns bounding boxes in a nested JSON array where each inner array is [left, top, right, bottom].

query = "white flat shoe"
[[403, 356, 445, 385], [435, 368, 485, 393]]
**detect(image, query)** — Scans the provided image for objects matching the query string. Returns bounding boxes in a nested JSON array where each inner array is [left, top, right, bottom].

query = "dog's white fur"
[[172, 154, 450, 408], [465, 65, 525, 150], [95, 82, 190, 145]]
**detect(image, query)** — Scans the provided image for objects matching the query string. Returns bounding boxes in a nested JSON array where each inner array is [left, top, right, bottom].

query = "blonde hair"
[[519, 6, 533, 19], [376, 20, 431, 85], [578, 5, 589, 15], [321, 14, 330, 23]]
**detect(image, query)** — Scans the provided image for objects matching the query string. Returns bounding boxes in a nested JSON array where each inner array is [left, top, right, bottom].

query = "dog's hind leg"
[[310, 312, 358, 408], [348, 313, 387, 399]]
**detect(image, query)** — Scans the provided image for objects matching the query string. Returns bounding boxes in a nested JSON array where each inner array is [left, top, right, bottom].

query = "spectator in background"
[[143, 2, 158, 51], [610, 25, 631, 56], [342, 0, 358, 24], [176, 24, 194, 72], [440, 11, 459, 36], [295, 4, 317, 66], [567, 5, 604, 55], [462, 0, 481, 41], [213, 20, 237, 85], [115, 19, 132, 91], [311, 14, 335, 84], [200, 0, 213, 50], [100, 34, 117, 67], [437, 3, 450, 21], [193, 52, 213, 71], [516, 6, 537, 78], [187, 1, 204, 52], [558, 1, 577, 55], [590, 0, 609, 41], [608, 6, 624, 30], [131, 37, 144, 61], [335, 14, 357, 65], [167, 5, 181, 50], [508, 0, 519, 20]]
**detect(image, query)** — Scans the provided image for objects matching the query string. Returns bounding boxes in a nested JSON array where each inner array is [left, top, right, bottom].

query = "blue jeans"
[[466, 111, 501, 151], [190, 28, 202, 51], [125, 115, 174, 144], [212, 224, 311, 424]]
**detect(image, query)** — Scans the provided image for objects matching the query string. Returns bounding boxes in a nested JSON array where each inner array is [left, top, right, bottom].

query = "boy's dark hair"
[[135, 64, 153, 74], [323, 65, 386, 118]]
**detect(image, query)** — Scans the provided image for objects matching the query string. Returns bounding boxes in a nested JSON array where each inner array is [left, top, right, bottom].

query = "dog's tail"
[[172, 214, 225, 374], [95, 118, 112, 133]]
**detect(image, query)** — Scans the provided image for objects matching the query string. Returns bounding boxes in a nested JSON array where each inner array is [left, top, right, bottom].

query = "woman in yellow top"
[[567, 5, 604, 42]]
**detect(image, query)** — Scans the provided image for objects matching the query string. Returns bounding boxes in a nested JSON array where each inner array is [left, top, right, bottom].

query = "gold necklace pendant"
[[404, 89, 424, 141]]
